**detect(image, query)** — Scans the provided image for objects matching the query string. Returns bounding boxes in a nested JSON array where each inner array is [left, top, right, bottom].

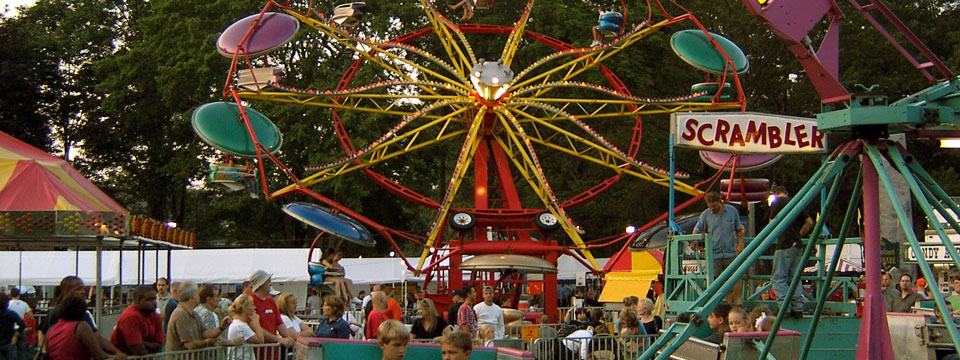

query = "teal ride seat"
[[671, 29, 749, 75], [308, 262, 327, 287], [191, 102, 283, 157], [690, 82, 734, 102], [597, 11, 623, 36], [298, 337, 514, 360]]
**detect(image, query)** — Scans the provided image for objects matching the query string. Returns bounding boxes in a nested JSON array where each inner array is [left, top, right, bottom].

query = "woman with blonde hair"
[[637, 298, 663, 336], [410, 298, 450, 339], [226, 295, 264, 360], [277, 293, 317, 338]]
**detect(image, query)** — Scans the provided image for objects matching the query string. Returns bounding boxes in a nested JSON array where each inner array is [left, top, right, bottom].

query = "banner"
[[671, 112, 827, 154]]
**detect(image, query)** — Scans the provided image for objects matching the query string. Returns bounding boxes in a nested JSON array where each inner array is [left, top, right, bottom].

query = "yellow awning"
[[598, 279, 653, 303]]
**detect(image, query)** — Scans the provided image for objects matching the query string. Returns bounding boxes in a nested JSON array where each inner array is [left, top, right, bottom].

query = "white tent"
[[0, 248, 421, 286]]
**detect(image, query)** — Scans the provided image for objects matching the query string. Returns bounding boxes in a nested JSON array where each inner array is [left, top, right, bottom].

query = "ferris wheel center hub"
[[470, 60, 515, 103]]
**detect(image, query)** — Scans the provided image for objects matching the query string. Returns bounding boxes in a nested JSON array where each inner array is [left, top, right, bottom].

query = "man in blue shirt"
[[693, 192, 745, 303]]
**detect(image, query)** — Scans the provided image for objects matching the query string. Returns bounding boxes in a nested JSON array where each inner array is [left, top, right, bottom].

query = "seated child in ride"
[[727, 305, 755, 333], [590, 7, 627, 47], [321, 247, 356, 300], [703, 303, 732, 344], [749, 305, 774, 332], [448, 0, 474, 22], [378, 320, 409, 360]]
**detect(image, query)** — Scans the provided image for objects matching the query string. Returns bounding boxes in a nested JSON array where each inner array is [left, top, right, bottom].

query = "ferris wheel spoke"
[[499, 0, 536, 66], [417, 106, 488, 271], [420, 0, 477, 74], [507, 102, 688, 178], [494, 109, 600, 270], [509, 21, 664, 94], [272, 100, 474, 195], [285, 9, 471, 93], [238, 90, 468, 118], [510, 99, 741, 119]]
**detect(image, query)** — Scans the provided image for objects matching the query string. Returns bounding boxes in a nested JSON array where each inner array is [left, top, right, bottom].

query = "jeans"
[[772, 246, 804, 312]]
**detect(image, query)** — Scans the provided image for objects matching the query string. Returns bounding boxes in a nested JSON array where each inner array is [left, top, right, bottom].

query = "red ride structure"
[[200, 0, 749, 320]]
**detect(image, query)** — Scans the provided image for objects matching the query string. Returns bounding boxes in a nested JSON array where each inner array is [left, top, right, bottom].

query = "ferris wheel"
[[194, 0, 748, 310]]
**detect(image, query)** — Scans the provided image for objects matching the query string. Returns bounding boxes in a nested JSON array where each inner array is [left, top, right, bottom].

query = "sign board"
[[682, 260, 702, 274], [903, 243, 960, 263], [576, 272, 586, 286], [671, 112, 827, 154], [880, 238, 899, 270], [520, 325, 538, 340]]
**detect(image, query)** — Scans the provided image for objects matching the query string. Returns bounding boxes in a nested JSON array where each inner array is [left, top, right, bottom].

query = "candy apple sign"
[[671, 112, 827, 154]]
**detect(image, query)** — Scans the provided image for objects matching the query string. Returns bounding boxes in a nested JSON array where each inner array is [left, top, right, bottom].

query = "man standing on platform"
[[473, 286, 504, 339], [248, 270, 296, 355], [110, 286, 164, 355], [768, 186, 814, 319], [692, 192, 745, 303]]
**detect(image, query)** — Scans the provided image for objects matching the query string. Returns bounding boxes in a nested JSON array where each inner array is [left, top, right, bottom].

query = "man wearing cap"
[[248, 270, 296, 352], [473, 286, 504, 339]]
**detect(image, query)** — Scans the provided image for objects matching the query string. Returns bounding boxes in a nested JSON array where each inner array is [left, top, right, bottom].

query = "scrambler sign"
[[671, 112, 827, 154]]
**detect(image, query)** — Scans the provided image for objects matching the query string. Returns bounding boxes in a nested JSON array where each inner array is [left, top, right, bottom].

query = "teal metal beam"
[[759, 158, 846, 359], [648, 146, 854, 360], [865, 143, 960, 355], [887, 146, 960, 273], [884, 145, 960, 355], [800, 169, 862, 360], [904, 153, 960, 237]]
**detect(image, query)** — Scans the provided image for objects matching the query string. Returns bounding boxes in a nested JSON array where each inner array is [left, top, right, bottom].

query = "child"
[[441, 331, 474, 360], [477, 324, 495, 347], [447, 0, 474, 22], [704, 304, 731, 344], [728, 306, 755, 333], [749, 305, 773, 332], [378, 320, 409, 360]]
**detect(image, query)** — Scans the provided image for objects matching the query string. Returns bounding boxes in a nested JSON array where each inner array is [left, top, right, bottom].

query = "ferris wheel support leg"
[[856, 143, 894, 360], [649, 143, 852, 360], [544, 250, 559, 322]]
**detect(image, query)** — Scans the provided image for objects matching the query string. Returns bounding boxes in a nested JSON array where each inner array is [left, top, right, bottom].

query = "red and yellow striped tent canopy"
[[0, 131, 127, 213], [0, 131, 130, 239]]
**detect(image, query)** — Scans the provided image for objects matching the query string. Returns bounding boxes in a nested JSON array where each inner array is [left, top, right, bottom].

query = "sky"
[[1, 0, 33, 15]]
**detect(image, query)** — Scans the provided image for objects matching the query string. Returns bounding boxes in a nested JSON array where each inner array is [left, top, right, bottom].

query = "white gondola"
[[236, 67, 281, 91], [331, 2, 365, 28]]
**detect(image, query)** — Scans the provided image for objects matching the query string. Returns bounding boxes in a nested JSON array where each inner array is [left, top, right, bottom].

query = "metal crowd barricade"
[[529, 334, 654, 360], [127, 343, 284, 360]]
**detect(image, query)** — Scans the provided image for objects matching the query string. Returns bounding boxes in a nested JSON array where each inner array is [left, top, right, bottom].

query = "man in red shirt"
[[383, 285, 404, 321], [249, 270, 296, 359], [110, 286, 164, 355]]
